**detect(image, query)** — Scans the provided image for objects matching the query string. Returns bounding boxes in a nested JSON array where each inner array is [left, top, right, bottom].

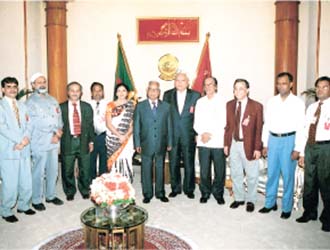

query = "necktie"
[[73, 103, 81, 135], [234, 101, 241, 141], [152, 102, 157, 116], [307, 101, 323, 145], [96, 101, 100, 115], [12, 100, 21, 128]]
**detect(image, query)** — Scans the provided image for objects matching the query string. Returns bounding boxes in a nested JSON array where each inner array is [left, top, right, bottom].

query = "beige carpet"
[[0, 165, 329, 250]]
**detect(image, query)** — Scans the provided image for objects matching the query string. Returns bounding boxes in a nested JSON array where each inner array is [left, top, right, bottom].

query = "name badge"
[[325, 122, 330, 130], [189, 106, 195, 113], [242, 115, 250, 126]]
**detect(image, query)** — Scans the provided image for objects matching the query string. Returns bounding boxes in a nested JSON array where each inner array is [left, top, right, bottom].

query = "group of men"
[[0, 71, 329, 233], [0, 74, 105, 223], [133, 72, 330, 233]]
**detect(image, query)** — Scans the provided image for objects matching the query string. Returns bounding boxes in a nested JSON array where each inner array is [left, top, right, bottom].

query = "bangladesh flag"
[[114, 33, 136, 100]]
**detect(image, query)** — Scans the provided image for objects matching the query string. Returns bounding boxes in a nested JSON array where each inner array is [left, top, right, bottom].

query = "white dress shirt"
[[176, 89, 187, 115], [4, 96, 16, 112], [300, 97, 330, 156], [148, 99, 158, 109], [194, 93, 226, 148], [236, 97, 248, 139], [262, 93, 305, 152], [89, 99, 107, 135], [68, 100, 81, 136]]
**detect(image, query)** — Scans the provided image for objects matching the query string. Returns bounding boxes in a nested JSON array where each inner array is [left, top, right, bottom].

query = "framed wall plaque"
[[137, 17, 199, 43]]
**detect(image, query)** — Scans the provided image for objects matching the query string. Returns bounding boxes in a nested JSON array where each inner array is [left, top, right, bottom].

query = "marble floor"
[[0, 165, 329, 250]]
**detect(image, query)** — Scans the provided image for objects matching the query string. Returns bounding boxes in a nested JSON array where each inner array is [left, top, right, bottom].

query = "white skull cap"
[[30, 72, 46, 84]]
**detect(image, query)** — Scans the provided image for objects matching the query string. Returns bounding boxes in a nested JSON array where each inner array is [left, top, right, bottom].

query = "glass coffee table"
[[81, 205, 148, 249]]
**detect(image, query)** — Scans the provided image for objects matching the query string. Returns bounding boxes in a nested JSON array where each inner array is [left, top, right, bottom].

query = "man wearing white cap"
[[25, 73, 64, 211]]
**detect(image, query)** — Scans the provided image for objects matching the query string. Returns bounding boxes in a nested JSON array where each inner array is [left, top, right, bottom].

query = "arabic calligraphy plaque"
[[137, 17, 199, 43]]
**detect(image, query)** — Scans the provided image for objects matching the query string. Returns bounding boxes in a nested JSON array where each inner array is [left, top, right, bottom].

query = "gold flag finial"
[[206, 32, 210, 40], [117, 33, 121, 41]]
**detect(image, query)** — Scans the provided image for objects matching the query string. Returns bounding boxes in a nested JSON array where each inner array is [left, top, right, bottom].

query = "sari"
[[106, 100, 135, 182]]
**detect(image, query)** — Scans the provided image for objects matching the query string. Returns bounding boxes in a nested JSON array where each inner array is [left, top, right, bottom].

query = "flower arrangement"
[[90, 173, 135, 208]]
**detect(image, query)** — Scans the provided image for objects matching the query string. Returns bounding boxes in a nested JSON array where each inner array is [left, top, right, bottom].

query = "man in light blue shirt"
[[25, 73, 64, 211]]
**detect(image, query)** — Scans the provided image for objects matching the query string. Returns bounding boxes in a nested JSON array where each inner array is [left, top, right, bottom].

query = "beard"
[[37, 87, 47, 94]]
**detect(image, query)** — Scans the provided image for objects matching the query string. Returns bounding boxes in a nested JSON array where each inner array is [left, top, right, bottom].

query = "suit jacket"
[[60, 100, 95, 155], [163, 88, 200, 146], [224, 98, 263, 161], [133, 99, 173, 156], [0, 99, 31, 160]]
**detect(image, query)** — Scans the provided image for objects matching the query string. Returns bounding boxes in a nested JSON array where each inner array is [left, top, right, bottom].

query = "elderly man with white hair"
[[25, 73, 64, 211]]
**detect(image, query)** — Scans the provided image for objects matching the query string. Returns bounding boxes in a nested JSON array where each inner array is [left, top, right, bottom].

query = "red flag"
[[192, 33, 212, 94]]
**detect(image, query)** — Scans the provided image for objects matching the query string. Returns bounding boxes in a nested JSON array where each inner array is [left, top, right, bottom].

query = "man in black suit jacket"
[[60, 82, 95, 201], [134, 81, 173, 204], [163, 73, 201, 199]]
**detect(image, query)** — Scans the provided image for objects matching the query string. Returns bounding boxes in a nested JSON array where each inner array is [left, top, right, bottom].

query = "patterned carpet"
[[35, 226, 193, 250]]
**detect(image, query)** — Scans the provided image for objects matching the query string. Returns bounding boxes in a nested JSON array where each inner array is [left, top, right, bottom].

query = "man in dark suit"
[[163, 73, 200, 199], [133, 81, 173, 203], [60, 82, 95, 201], [224, 79, 263, 212]]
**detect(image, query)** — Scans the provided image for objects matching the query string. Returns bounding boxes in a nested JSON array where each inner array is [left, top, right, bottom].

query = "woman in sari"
[[106, 83, 135, 182]]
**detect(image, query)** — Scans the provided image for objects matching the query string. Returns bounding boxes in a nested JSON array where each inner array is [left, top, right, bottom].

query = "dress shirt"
[[300, 97, 330, 156], [89, 99, 107, 135], [176, 89, 187, 114], [4, 96, 16, 112], [68, 100, 81, 136], [237, 97, 248, 139], [148, 99, 158, 109], [194, 93, 226, 148], [262, 93, 305, 152]]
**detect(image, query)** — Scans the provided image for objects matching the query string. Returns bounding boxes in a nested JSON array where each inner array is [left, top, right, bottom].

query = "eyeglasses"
[[148, 88, 160, 92]]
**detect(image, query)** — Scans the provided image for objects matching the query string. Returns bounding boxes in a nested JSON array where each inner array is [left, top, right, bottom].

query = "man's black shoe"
[[186, 193, 195, 199], [169, 192, 179, 198], [32, 203, 46, 211], [217, 197, 225, 205], [321, 224, 330, 232], [17, 209, 36, 215], [46, 197, 64, 205], [143, 198, 150, 204], [159, 197, 169, 202], [258, 204, 277, 213], [200, 197, 208, 203], [66, 195, 74, 201], [230, 201, 245, 209], [2, 215, 18, 223], [82, 194, 90, 199], [296, 213, 317, 223], [246, 202, 255, 212], [280, 211, 291, 219]]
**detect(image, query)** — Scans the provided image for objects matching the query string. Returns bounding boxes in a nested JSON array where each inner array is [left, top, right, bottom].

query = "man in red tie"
[[296, 76, 330, 232], [224, 79, 263, 213], [60, 82, 95, 201]]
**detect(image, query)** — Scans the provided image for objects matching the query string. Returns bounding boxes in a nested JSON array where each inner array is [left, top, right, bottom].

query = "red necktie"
[[73, 103, 81, 135], [234, 101, 241, 141], [307, 102, 323, 145]]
